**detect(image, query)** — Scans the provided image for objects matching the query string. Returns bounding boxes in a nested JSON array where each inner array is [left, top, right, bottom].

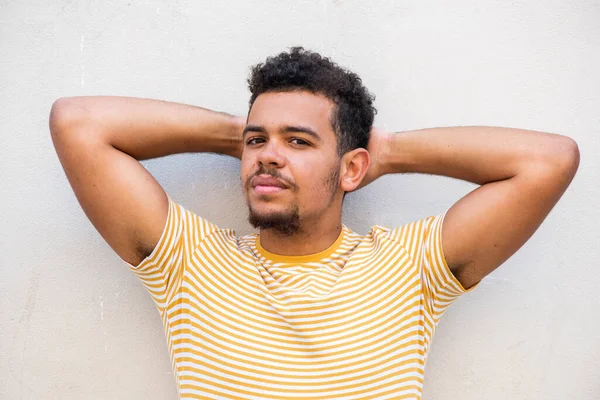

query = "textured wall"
[[1, 1, 598, 399]]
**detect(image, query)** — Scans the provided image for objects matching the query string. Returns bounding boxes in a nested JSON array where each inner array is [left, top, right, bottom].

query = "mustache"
[[245, 166, 296, 190]]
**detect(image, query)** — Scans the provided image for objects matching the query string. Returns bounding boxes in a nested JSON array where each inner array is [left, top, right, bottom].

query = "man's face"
[[241, 90, 342, 235]]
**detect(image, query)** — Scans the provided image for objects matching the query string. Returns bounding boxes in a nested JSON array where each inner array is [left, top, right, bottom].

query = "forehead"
[[248, 91, 335, 135]]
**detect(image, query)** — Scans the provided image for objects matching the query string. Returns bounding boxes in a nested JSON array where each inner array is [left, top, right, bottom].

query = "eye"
[[246, 137, 265, 145], [290, 138, 309, 146]]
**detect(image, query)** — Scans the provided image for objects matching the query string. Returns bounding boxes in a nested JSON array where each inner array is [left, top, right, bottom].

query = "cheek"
[[296, 162, 332, 197], [294, 160, 317, 188], [240, 160, 252, 186]]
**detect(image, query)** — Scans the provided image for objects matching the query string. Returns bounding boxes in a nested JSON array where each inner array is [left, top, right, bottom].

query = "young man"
[[50, 47, 579, 399]]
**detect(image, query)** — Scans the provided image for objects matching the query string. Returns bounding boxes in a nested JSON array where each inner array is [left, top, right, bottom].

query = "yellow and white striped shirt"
[[124, 194, 476, 399]]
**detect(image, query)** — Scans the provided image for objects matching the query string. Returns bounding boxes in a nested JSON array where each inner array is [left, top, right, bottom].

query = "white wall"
[[1, 1, 598, 399]]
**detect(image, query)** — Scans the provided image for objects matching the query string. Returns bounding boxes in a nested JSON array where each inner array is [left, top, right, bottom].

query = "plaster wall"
[[1, 1, 598, 399]]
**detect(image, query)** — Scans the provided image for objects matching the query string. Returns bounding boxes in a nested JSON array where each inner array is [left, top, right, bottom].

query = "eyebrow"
[[242, 124, 322, 142]]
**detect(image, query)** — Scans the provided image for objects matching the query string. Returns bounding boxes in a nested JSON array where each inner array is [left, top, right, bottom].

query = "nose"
[[257, 140, 286, 168]]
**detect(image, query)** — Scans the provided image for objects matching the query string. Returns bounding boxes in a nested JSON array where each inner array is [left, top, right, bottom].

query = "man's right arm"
[[49, 96, 244, 266]]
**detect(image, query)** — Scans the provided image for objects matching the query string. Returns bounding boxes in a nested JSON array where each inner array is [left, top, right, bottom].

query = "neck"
[[258, 209, 343, 257]]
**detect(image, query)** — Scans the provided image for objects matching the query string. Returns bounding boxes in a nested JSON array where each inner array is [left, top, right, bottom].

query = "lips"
[[251, 175, 287, 188], [251, 174, 288, 195]]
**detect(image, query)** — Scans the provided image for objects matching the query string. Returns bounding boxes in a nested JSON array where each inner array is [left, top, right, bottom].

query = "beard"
[[246, 162, 340, 236], [248, 202, 300, 236]]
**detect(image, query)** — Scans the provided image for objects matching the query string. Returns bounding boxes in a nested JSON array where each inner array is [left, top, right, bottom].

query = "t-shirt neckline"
[[255, 227, 345, 264]]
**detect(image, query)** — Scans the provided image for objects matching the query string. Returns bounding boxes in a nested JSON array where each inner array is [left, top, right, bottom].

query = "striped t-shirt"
[[123, 194, 476, 399]]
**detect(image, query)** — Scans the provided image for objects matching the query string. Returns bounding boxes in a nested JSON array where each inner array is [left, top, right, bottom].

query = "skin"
[[50, 91, 579, 292], [240, 91, 370, 256], [371, 125, 579, 289], [240, 91, 580, 290]]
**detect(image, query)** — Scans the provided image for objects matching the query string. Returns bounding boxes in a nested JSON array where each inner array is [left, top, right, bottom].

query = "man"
[[50, 47, 579, 399]]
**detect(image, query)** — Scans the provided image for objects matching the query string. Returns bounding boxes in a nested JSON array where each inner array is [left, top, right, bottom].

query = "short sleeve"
[[122, 193, 219, 313], [388, 209, 478, 320]]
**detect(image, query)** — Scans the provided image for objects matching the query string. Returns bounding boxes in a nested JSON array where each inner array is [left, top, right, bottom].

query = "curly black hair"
[[247, 46, 377, 156]]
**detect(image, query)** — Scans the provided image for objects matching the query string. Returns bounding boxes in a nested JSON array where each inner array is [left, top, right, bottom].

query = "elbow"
[[542, 136, 580, 181], [49, 97, 87, 137], [556, 136, 580, 177]]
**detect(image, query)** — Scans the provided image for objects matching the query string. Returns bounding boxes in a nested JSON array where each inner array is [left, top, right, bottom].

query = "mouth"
[[252, 185, 287, 195], [250, 174, 289, 195]]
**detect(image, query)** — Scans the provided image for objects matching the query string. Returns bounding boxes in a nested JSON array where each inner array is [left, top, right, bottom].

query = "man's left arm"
[[367, 126, 580, 290]]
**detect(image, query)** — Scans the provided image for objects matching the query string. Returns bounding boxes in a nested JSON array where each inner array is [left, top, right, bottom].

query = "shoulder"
[[368, 211, 447, 258]]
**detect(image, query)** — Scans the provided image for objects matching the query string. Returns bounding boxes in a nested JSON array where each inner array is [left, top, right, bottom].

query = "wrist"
[[376, 130, 394, 176], [215, 114, 244, 159], [380, 130, 416, 175], [230, 115, 246, 159]]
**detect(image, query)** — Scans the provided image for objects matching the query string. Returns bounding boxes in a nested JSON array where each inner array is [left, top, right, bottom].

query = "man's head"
[[241, 47, 377, 235]]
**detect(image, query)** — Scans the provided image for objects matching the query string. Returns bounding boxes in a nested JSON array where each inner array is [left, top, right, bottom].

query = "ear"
[[339, 148, 370, 192]]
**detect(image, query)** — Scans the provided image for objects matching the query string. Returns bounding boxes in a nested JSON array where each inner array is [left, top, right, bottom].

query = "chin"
[[248, 202, 287, 216], [247, 191, 287, 207], [247, 199, 300, 229]]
